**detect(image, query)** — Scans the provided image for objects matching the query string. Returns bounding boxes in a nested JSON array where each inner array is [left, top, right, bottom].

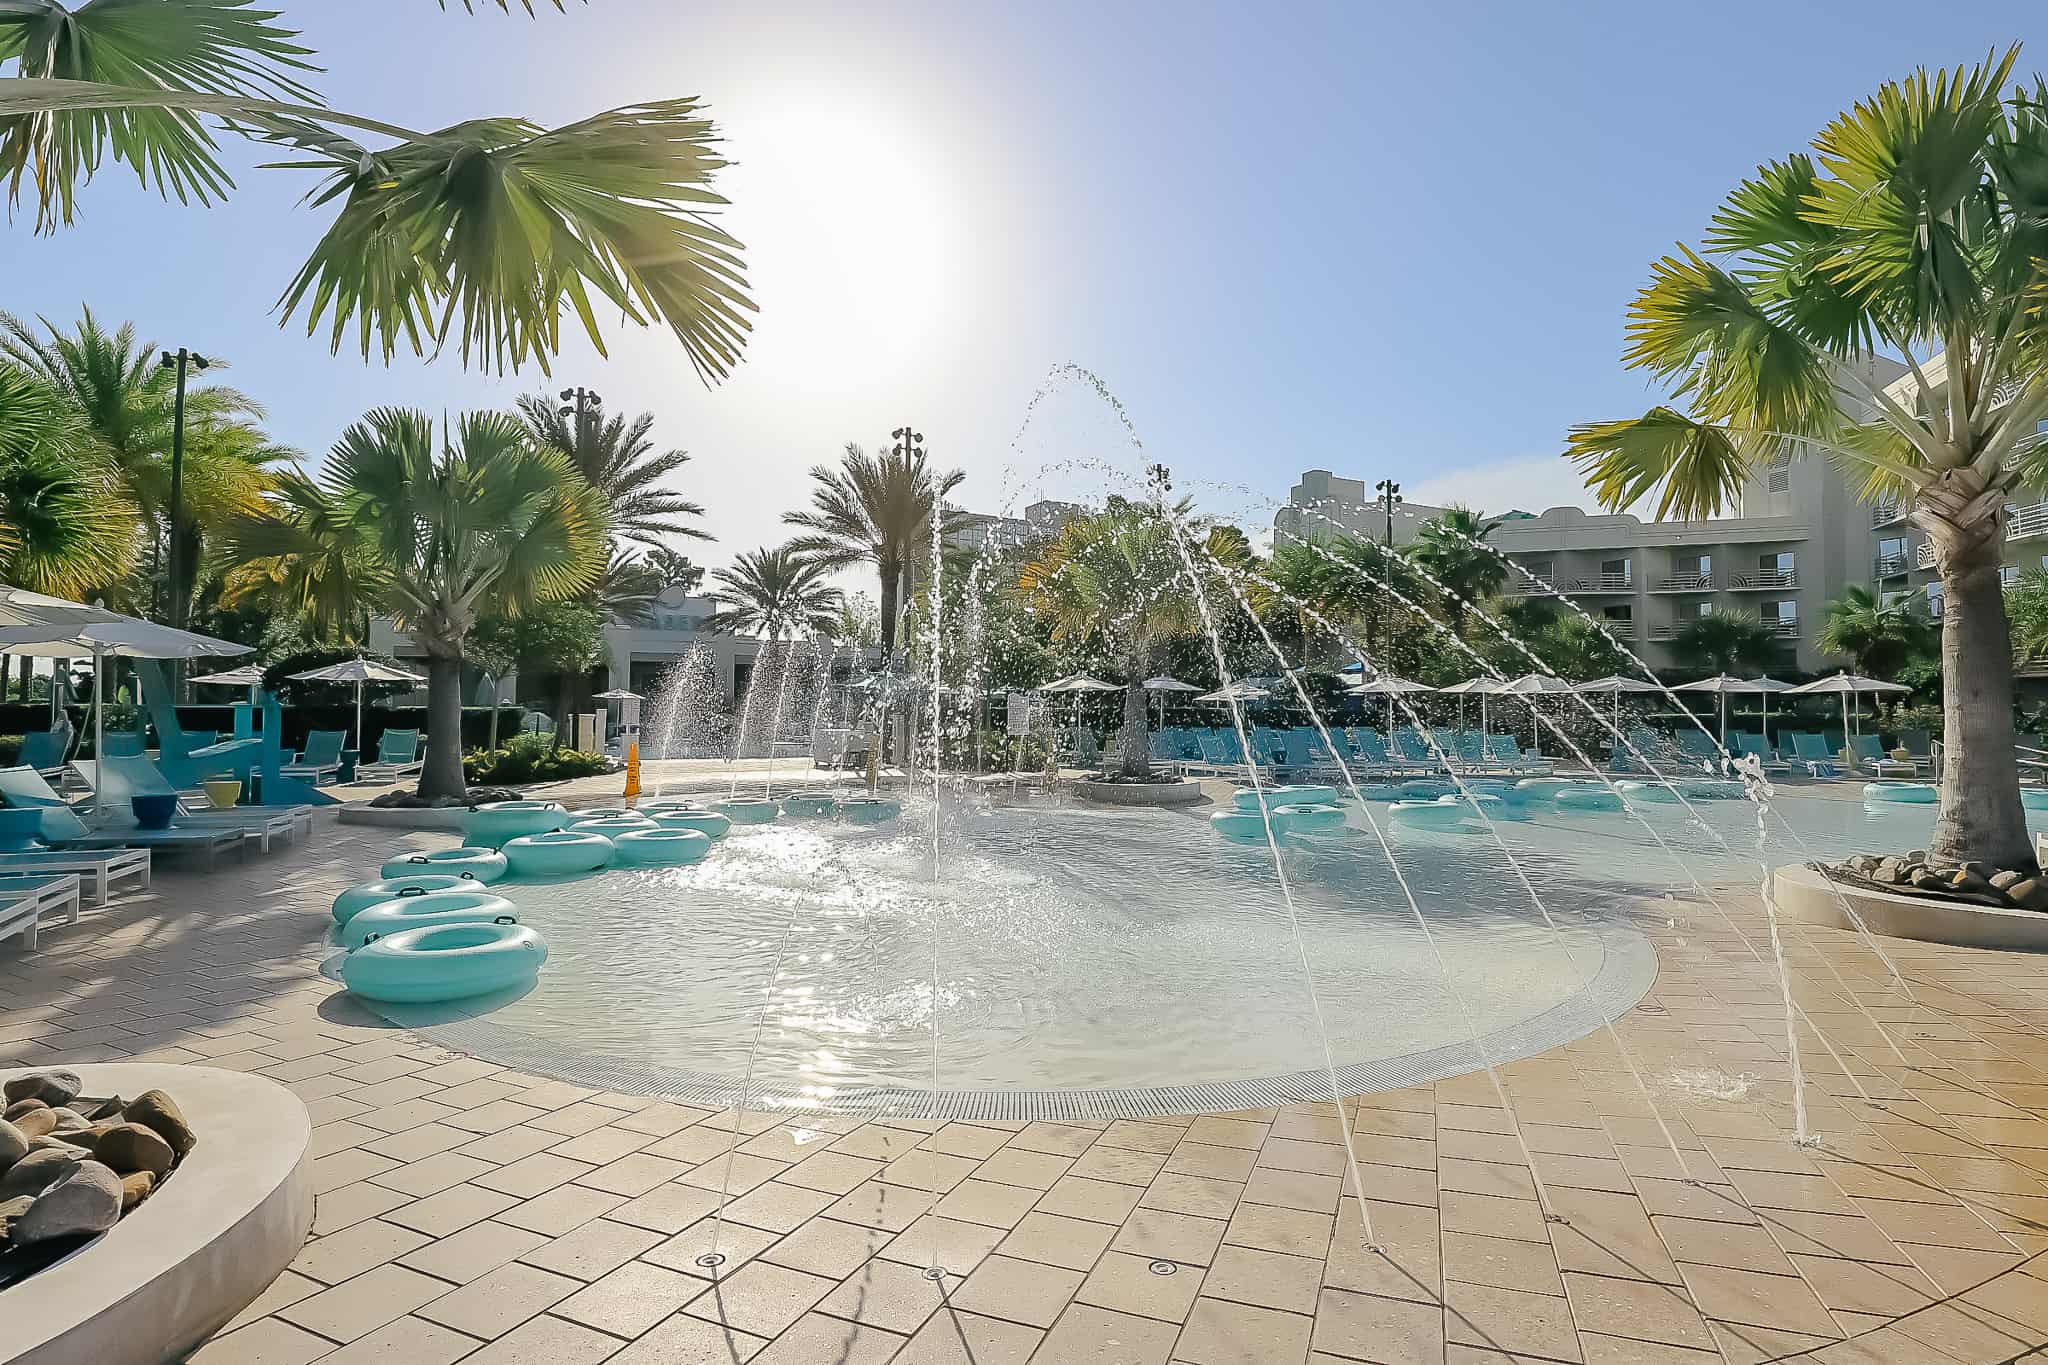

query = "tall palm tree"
[[1820, 585, 1937, 679], [703, 545, 843, 643], [516, 394, 709, 545], [1565, 47, 2048, 865], [1407, 506, 1505, 633], [228, 408, 609, 798], [784, 442, 965, 659], [1018, 499, 1248, 779], [217, 469, 386, 645], [2006, 569, 2048, 669], [0, 1, 753, 378], [595, 548, 662, 626], [644, 544, 704, 594], [0, 363, 137, 595], [1671, 609, 1782, 677]]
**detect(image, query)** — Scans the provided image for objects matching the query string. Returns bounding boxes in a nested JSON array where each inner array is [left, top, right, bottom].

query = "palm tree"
[[2006, 569, 2048, 669], [1671, 609, 1782, 677], [0, 364, 139, 599], [784, 442, 965, 659], [645, 545, 705, 594], [1565, 48, 2048, 866], [0, 2, 753, 378], [1820, 585, 1937, 679], [595, 548, 663, 627], [1018, 499, 1247, 779], [703, 545, 843, 643], [516, 395, 709, 545], [217, 469, 385, 645], [228, 408, 608, 799], [1407, 506, 1506, 633]]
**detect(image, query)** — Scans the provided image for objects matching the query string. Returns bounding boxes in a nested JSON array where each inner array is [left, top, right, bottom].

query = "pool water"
[[356, 787, 2036, 1118]]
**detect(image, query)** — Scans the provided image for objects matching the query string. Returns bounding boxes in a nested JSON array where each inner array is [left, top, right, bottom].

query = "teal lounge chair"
[[1850, 734, 1915, 779], [283, 730, 347, 785], [18, 727, 70, 782], [71, 756, 313, 851], [1787, 732, 1840, 778], [1390, 727, 1444, 771], [0, 872, 81, 950], [1485, 733, 1549, 775], [357, 728, 425, 783], [0, 765, 241, 868]]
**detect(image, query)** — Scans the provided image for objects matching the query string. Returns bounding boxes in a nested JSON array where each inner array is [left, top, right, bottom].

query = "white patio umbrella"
[[1574, 675, 1663, 732], [1142, 675, 1200, 728], [1438, 677, 1504, 732], [1194, 681, 1271, 704], [1498, 673, 1577, 756], [288, 657, 427, 748], [1674, 674, 1755, 744], [1744, 676, 1794, 750], [1040, 672, 1120, 743], [1786, 671, 1911, 746], [1347, 675, 1434, 728], [0, 615, 253, 818], [189, 663, 268, 706]]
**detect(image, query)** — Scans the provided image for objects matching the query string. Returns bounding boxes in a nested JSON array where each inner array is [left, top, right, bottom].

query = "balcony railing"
[[1916, 542, 1937, 569], [1599, 619, 1636, 640], [1870, 499, 1905, 527], [1512, 574, 1556, 595], [1874, 554, 1909, 577], [1648, 622, 1684, 640], [2009, 501, 2048, 540], [1729, 568, 1797, 589], [1564, 573, 1634, 594], [1768, 618, 1799, 637], [1653, 573, 1716, 592]]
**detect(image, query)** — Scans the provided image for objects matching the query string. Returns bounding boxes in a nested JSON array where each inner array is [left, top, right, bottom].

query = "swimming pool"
[[347, 785, 2012, 1118]]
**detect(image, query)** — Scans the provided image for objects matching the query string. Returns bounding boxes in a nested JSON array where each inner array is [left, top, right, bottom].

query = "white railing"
[[1513, 575, 1556, 595], [1729, 568, 1796, 589], [1769, 618, 1800, 637], [2009, 501, 2048, 540], [1648, 622, 1682, 640], [1654, 573, 1715, 591], [1566, 573, 1633, 593], [1916, 542, 1937, 569], [1601, 620, 1637, 640], [1874, 554, 1908, 577], [1871, 500, 1904, 526]]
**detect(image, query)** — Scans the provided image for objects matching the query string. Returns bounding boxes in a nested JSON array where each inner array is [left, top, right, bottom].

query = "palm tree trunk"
[[878, 558, 903, 656], [420, 652, 467, 801], [1932, 540, 2030, 867], [1118, 674, 1149, 779]]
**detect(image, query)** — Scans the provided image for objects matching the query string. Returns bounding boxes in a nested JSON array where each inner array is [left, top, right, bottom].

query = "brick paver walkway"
[[3, 807, 2046, 1364]]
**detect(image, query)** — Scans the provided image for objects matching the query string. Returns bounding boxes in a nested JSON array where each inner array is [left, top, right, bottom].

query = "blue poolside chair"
[[71, 756, 313, 852], [1346, 729, 1408, 776], [358, 728, 425, 783], [1728, 731, 1788, 774], [1485, 733, 1549, 775], [1674, 730, 1722, 766], [18, 727, 70, 782], [1786, 732, 1840, 778], [1390, 727, 1443, 771], [283, 729, 348, 785], [0, 765, 241, 868], [1849, 734, 1915, 779]]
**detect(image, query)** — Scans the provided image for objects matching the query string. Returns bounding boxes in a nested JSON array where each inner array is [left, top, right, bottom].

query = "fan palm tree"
[[1820, 585, 1937, 678], [217, 469, 386, 645], [1407, 506, 1506, 633], [595, 547, 662, 626], [227, 408, 609, 798], [784, 441, 965, 658], [0, 363, 137, 597], [1018, 499, 1249, 779], [0, 1, 752, 378], [1671, 609, 1783, 677], [516, 394, 709, 545], [1565, 47, 2048, 864], [703, 545, 843, 643]]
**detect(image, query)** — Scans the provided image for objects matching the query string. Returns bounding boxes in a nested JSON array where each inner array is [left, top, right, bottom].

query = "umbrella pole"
[[91, 646, 104, 823], [355, 680, 364, 751], [1719, 694, 1727, 747]]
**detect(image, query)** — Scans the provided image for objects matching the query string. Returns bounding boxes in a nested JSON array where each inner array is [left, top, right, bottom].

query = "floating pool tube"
[[560, 814, 657, 838], [781, 794, 839, 818], [613, 827, 713, 866], [1209, 810, 1272, 842], [569, 806, 637, 820], [1864, 782, 1937, 805], [1399, 779, 1451, 800], [1357, 783, 1407, 801], [1514, 777, 1576, 802], [712, 798, 781, 825], [837, 798, 901, 825], [1232, 784, 1339, 811], [343, 889, 519, 951], [1680, 779, 1747, 801], [650, 810, 733, 839], [1554, 785, 1624, 813], [1273, 802, 1346, 833], [502, 830, 615, 877], [378, 847, 509, 883], [1615, 780, 1682, 804], [1387, 799, 1466, 829], [1458, 779, 1515, 799], [333, 874, 473, 925], [463, 800, 567, 847], [343, 921, 548, 1004], [2025, 788, 2048, 812]]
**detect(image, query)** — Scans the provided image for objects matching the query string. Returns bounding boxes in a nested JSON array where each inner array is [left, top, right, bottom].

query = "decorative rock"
[[48, 1106, 90, 1133], [1947, 869, 1994, 896], [4, 1097, 48, 1123], [0, 1146, 81, 1200], [1872, 856, 1906, 884], [124, 1089, 196, 1156], [0, 1192, 31, 1242], [3, 1069, 81, 1108], [93, 1122, 174, 1177], [2006, 877, 2048, 912], [1908, 868, 1947, 892], [76, 1095, 125, 1121], [15, 1159, 121, 1244], [119, 1169, 154, 1211], [26, 1137, 90, 1158], [12, 1106, 57, 1140], [0, 1119, 24, 1171]]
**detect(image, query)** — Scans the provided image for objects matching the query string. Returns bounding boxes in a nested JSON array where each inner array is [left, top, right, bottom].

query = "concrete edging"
[[1, 1063, 314, 1365], [1772, 863, 2048, 951], [336, 803, 468, 831], [1072, 779, 1207, 807]]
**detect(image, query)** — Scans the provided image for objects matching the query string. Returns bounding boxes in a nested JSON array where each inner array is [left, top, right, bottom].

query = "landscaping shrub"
[[464, 732, 610, 785]]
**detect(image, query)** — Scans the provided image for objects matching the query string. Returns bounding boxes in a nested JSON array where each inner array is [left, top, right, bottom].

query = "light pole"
[[551, 388, 601, 750], [1374, 478, 1402, 549], [158, 347, 211, 629], [886, 426, 925, 767]]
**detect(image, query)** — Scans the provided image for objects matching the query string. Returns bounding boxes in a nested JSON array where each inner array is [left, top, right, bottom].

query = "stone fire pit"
[[0, 1064, 311, 1365]]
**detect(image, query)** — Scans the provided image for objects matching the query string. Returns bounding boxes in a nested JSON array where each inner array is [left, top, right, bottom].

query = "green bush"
[[464, 732, 611, 785]]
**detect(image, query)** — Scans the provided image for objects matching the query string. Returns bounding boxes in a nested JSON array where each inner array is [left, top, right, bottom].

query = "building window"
[[1525, 559, 1555, 582], [1599, 557, 1630, 583], [1761, 551, 1794, 574], [1691, 600, 1714, 617], [2002, 565, 2020, 587], [1674, 553, 1711, 581], [1926, 582, 1944, 616], [1602, 605, 1632, 622], [1766, 452, 1791, 493]]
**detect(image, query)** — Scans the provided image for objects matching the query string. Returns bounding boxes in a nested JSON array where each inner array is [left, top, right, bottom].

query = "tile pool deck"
[[3, 801, 2047, 1364]]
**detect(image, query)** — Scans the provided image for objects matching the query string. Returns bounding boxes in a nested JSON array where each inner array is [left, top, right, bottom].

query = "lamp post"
[[549, 388, 601, 750], [1374, 478, 1402, 548], [158, 347, 211, 629]]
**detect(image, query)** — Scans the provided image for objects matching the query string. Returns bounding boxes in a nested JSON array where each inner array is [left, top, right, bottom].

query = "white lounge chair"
[[0, 873, 82, 950], [0, 847, 148, 902]]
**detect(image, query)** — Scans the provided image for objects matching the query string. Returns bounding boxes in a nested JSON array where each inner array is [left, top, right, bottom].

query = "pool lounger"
[[0, 873, 83, 950], [69, 758, 315, 851], [0, 847, 149, 902]]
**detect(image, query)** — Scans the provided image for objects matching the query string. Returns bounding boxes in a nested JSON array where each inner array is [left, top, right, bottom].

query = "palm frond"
[[1566, 407, 1758, 522]]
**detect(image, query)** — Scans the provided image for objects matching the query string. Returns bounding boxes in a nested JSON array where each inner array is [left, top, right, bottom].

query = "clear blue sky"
[[7, 2, 2044, 564]]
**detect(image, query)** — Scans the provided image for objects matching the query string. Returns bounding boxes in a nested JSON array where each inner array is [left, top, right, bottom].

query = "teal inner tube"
[[1209, 810, 1271, 842], [1273, 802, 1346, 833], [1864, 782, 1938, 805], [1388, 799, 1466, 829], [2025, 787, 2048, 812], [560, 815, 657, 838], [613, 827, 712, 865], [570, 806, 636, 820], [462, 799, 568, 848], [1555, 785, 1624, 812], [837, 798, 901, 825], [333, 874, 473, 925], [650, 810, 732, 838], [343, 889, 519, 951], [1358, 783, 1407, 801], [1615, 780, 1683, 804], [1232, 784, 1338, 811], [1399, 779, 1450, 800], [781, 793, 839, 818], [502, 830, 615, 877], [342, 921, 548, 1004], [713, 798, 781, 825], [1458, 779, 1515, 799], [1679, 779, 1746, 801], [378, 847, 509, 883], [1514, 777, 1575, 802]]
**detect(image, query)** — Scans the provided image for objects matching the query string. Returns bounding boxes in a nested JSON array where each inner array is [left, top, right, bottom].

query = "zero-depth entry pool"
[[349, 787, 2032, 1119]]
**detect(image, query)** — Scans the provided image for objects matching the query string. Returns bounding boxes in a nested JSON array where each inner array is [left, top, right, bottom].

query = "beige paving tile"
[[399, 1218, 550, 1285], [777, 1148, 886, 1195], [1110, 1207, 1227, 1266], [383, 1180, 521, 1237], [554, 1259, 707, 1337], [1440, 1230, 1563, 1295], [278, 1263, 451, 1344], [932, 1176, 1041, 1229], [187, 1316, 335, 1365], [1443, 1279, 1580, 1361], [417, 1261, 583, 1339], [604, 1314, 767, 1365], [455, 1312, 622, 1365], [1165, 1142, 1259, 1183], [1035, 1174, 1143, 1225], [813, 1255, 958, 1334], [1221, 1202, 1332, 1258], [718, 1177, 836, 1233], [949, 1253, 1085, 1328], [472, 1151, 595, 1198], [743, 1312, 906, 1365], [997, 1210, 1116, 1271], [290, 1314, 480, 1365], [1071, 1248, 1204, 1323], [605, 1179, 723, 1234], [892, 1307, 1043, 1365], [493, 1183, 629, 1236], [574, 1151, 690, 1197], [878, 1214, 1010, 1275], [762, 1214, 892, 1277], [1008, 1121, 1102, 1157], [643, 1216, 780, 1280], [290, 1216, 432, 1285], [1033, 1303, 1177, 1364], [1676, 1261, 1840, 1337], [681, 1259, 837, 1337], [520, 1216, 664, 1280], [312, 1180, 414, 1236], [1136, 1172, 1242, 1219], [1179, 1295, 1314, 1365]]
